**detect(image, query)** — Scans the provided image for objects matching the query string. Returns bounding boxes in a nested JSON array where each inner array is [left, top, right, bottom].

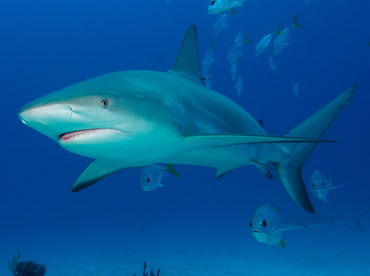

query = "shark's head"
[[250, 203, 283, 246], [19, 71, 184, 162]]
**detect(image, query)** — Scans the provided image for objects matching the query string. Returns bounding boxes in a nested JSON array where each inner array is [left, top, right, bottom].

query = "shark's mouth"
[[59, 128, 121, 142], [59, 128, 128, 142], [59, 129, 102, 141]]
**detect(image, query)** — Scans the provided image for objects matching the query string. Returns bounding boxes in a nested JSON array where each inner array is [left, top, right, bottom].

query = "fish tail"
[[228, 9, 237, 15], [275, 85, 356, 213], [292, 13, 302, 28], [210, 38, 217, 50], [274, 23, 282, 35], [167, 164, 181, 178], [245, 32, 254, 44], [352, 206, 370, 231]]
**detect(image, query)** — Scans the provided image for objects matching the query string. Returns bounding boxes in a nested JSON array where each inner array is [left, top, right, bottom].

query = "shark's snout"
[[19, 102, 77, 141], [20, 103, 72, 122]]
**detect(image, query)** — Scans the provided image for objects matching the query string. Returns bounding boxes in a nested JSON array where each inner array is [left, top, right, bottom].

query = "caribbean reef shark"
[[18, 25, 356, 212]]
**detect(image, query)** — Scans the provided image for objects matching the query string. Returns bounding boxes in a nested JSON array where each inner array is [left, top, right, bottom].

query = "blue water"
[[1, 0, 370, 275]]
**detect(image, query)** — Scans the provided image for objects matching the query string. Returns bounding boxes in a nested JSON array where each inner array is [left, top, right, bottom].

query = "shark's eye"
[[146, 178, 151, 183], [322, 181, 326, 185], [100, 97, 109, 108], [261, 220, 268, 228], [210, 0, 217, 5], [249, 221, 252, 227]]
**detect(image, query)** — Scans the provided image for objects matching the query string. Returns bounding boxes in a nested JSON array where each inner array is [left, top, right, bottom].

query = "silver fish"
[[208, 0, 246, 15], [230, 62, 238, 81], [250, 203, 369, 247], [311, 169, 343, 201], [234, 72, 242, 95], [273, 14, 301, 55], [292, 80, 302, 96], [250, 203, 287, 247], [214, 13, 229, 35], [140, 164, 180, 191], [268, 52, 277, 70], [140, 164, 168, 191], [255, 34, 273, 57]]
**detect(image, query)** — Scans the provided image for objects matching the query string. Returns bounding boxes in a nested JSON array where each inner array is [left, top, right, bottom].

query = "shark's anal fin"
[[72, 160, 129, 192], [168, 25, 202, 83]]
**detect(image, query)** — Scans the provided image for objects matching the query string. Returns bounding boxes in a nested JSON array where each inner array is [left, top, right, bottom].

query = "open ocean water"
[[1, 0, 370, 275]]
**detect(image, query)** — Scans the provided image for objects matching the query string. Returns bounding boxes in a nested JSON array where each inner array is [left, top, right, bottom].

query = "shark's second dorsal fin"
[[169, 25, 202, 83]]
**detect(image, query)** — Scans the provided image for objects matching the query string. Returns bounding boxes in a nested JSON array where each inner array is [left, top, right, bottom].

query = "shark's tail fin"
[[275, 85, 357, 213]]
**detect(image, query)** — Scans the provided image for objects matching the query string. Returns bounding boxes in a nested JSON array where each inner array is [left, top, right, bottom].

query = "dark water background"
[[1, 0, 370, 273]]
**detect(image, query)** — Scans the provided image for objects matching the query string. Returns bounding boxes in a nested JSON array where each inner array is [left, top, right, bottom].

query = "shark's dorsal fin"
[[169, 25, 202, 83]]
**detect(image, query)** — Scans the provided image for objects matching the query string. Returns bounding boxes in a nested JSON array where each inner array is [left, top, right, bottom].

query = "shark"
[[18, 25, 356, 213]]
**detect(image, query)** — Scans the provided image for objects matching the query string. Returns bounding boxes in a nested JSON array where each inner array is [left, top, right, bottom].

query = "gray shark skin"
[[18, 25, 356, 212]]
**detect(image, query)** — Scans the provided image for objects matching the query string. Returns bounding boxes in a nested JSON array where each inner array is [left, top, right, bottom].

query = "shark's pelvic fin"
[[168, 25, 202, 83], [276, 84, 357, 213], [72, 160, 129, 192]]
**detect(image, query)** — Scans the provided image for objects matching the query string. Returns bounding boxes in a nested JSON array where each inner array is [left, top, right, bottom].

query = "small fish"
[[292, 80, 302, 96], [202, 48, 216, 70], [214, 13, 229, 35], [234, 29, 244, 44], [227, 30, 246, 64], [255, 34, 273, 57], [250, 203, 369, 247], [230, 62, 238, 81], [140, 164, 180, 191], [234, 72, 242, 95], [244, 32, 254, 44], [228, 43, 243, 64], [250, 203, 287, 248], [272, 27, 291, 55], [268, 52, 277, 70], [311, 169, 343, 201], [255, 25, 281, 57], [273, 13, 301, 55], [208, 0, 247, 15], [201, 67, 213, 88]]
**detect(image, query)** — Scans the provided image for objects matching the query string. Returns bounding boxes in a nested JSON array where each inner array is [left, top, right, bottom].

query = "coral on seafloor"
[[129, 261, 160, 276], [8, 250, 46, 276]]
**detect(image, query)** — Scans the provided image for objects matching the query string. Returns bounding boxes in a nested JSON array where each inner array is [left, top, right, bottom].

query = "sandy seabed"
[[2, 223, 370, 276]]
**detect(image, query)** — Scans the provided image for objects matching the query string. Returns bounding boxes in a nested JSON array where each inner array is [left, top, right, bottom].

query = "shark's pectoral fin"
[[72, 159, 129, 192], [184, 134, 328, 150]]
